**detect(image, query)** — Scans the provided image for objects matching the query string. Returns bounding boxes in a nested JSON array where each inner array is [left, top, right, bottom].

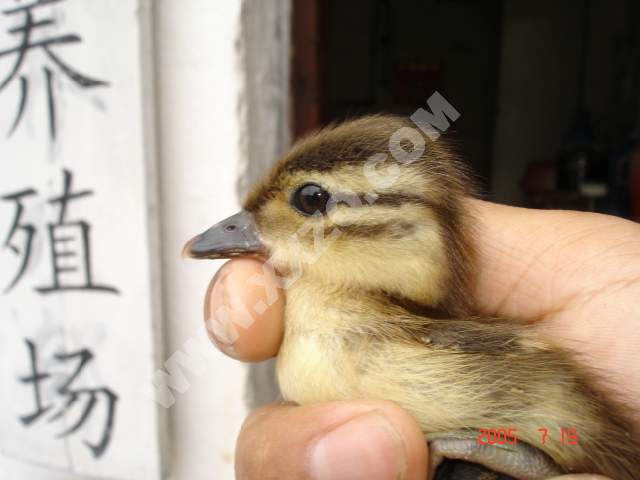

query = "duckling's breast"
[[276, 279, 366, 404]]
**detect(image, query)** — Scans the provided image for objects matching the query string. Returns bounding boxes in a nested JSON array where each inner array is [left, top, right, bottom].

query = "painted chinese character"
[[1, 187, 37, 292], [1, 169, 120, 294], [0, 0, 109, 139], [36, 169, 119, 294], [19, 338, 118, 458], [18, 339, 53, 424]]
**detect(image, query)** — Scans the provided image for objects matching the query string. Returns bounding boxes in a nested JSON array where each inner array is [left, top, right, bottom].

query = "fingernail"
[[310, 410, 407, 480]]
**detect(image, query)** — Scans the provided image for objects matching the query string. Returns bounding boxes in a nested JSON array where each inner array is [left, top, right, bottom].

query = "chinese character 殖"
[[2, 168, 119, 295]]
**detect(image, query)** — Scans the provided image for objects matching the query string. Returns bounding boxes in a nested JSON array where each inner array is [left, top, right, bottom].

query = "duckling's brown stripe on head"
[[369, 193, 436, 209], [336, 220, 416, 239], [283, 145, 382, 174], [244, 182, 436, 213], [328, 192, 435, 210]]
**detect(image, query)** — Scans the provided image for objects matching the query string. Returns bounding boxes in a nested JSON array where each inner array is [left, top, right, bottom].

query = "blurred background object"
[[292, 0, 640, 218]]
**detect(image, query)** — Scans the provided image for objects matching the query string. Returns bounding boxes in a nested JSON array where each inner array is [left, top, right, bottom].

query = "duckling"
[[185, 115, 640, 479]]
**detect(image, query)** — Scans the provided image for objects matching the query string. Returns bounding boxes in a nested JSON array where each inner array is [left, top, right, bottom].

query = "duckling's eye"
[[291, 183, 330, 216]]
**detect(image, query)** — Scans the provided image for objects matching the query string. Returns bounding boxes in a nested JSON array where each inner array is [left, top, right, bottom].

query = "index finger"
[[204, 257, 285, 362], [469, 198, 640, 322]]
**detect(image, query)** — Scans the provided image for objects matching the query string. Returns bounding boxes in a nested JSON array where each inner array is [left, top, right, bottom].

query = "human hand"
[[203, 199, 640, 479]]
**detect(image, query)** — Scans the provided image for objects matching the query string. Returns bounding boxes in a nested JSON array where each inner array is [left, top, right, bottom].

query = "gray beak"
[[183, 210, 265, 259]]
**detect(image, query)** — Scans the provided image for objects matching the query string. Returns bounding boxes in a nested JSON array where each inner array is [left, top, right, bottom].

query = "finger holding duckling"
[[204, 257, 285, 362], [235, 400, 430, 480]]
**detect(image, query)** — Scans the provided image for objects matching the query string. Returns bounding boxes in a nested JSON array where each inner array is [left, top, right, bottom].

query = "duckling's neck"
[[276, 275, 379, 403], [284, 274, 379, 335]]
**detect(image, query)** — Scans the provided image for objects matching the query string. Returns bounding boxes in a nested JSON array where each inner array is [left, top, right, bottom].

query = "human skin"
[[203, 199, 640, 480]]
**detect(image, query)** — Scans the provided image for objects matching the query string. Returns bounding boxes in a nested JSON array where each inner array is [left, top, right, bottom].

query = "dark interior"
[[292, 0, 640, 220]]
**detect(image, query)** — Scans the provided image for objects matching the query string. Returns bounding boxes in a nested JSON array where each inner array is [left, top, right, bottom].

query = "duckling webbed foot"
[[428, 436, 564, 480]]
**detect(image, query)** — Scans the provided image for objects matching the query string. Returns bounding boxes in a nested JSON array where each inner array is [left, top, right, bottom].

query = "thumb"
[[550, 476, 613, 479], [236, 400, 428, 479]]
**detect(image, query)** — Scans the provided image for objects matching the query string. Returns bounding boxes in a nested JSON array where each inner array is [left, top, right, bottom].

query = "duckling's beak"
[[183, 210, 265, 259]]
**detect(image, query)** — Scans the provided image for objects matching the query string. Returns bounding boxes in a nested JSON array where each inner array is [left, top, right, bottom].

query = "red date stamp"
[[560, 427, 579, 445], [476, 427, 518, 445], [477, 427, 579, 445]]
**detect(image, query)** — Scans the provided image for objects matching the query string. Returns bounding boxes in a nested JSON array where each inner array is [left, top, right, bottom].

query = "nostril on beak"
[[185, 210, 264, 259]]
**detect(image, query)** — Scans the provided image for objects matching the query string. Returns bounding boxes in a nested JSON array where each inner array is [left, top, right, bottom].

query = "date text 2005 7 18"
[[476, 427, 579, 446]]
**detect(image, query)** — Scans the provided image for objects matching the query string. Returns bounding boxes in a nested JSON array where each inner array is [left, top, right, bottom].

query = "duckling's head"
[[186, 115, 476, 316]]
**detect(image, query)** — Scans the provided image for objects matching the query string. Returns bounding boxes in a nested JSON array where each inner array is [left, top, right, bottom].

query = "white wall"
[[153, 1, 248, 479], [1, 1, 291, 478], [238, 0, 291, 410], [0, 0, 163, 478]]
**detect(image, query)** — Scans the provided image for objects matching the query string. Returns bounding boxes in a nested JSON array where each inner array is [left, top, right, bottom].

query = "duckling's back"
[[277, 277, 640, 479]]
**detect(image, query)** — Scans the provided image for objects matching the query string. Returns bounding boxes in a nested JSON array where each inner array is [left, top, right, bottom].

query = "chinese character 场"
[[0, 0, 109, 139], [19, 338, 118, 458], [1, 168, 119, 294]]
